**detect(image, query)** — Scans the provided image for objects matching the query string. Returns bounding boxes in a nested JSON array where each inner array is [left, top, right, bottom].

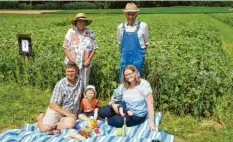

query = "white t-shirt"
[[117, 21, 149, 49], [121, 79, 152, 117]]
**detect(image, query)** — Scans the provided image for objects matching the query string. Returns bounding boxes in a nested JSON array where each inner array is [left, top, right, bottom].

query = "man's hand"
[[67, 113, 77, 121]]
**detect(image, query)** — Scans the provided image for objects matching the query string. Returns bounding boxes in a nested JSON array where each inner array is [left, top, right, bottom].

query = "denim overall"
[[119, 21, 145, 80]]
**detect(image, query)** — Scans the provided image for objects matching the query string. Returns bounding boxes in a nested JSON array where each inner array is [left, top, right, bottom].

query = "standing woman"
[[63, 13, 98, 87], [98, 65, 156, 131]]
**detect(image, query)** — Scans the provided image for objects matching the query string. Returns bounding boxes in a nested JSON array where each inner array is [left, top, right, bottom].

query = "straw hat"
[[70, 13, 92, 26], [123, 2, 139, 13]]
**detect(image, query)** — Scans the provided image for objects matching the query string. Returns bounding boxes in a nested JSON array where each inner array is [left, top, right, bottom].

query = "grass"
[[43, 6, 233, 14], [162, 112, 233, 142], [0, 83, 51, 132], [0, 83, 232, 141]]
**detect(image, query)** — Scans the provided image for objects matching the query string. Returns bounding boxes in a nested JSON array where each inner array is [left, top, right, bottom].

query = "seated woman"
[[98, 65, 156, 131]]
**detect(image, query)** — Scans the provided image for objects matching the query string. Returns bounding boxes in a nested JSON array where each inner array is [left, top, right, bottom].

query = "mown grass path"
[[207, 14, 233, 64]]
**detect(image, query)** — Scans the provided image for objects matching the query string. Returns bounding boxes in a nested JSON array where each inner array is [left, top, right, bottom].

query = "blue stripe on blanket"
[[0, 112, 174, 142]]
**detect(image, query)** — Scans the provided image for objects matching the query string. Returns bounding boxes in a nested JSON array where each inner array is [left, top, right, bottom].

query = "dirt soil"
[[0, 10, 62, 14]]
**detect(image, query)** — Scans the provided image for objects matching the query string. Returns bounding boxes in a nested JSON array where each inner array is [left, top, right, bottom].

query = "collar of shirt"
[[73, 27, 88, 36], [65, 76, 79, 87], [126, 22, 136, 26]]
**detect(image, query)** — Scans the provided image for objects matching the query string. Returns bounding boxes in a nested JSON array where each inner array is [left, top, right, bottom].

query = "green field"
[[45, 6, 233, 14], [0, 8, 233, 142]]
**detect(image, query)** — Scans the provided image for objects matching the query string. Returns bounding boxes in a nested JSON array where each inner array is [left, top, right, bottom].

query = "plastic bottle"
[[154, 112, 162, 132], [104, 117, 109, 135]]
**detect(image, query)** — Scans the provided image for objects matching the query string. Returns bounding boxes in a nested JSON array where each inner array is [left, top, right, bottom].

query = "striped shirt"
[[50, 76, 84, 115]]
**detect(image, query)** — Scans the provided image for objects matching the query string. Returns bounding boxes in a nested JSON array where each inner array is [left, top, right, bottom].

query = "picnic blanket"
[[0, 113, 174, 142]]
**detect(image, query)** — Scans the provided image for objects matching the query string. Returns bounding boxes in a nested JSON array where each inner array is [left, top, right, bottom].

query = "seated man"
[[36, 61, 84, 132]]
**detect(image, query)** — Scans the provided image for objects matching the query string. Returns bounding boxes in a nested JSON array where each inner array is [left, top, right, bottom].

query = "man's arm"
[[117, 24, 122, 47], [143, 23, 149, 49], [49, 103, 77, 120]]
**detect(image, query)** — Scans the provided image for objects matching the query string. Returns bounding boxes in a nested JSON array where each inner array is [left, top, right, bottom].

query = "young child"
[[78, 85, 99, 121], [108, 88, 133, 117]]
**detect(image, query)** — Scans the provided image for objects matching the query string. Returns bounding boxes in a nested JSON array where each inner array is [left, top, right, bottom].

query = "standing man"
[[117, 2, 149, 80], [36, 61, 84, 132]]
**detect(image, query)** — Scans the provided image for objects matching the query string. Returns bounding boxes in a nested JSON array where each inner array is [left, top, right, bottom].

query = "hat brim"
[[71, 19, 92, 26], [84, 88, 97, 97], [123, 9, 139, 12]]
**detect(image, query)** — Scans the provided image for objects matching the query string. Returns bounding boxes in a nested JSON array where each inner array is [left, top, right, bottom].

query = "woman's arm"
[[146, 93, 156, 131], [63, 40, 76, 63], [84, 49, 96, 67]]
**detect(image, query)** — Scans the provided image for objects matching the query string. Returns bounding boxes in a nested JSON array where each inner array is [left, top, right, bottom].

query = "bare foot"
[[35, 113, 44, 127], [127, 111, 134, 116], [70, 131, 86, 140]]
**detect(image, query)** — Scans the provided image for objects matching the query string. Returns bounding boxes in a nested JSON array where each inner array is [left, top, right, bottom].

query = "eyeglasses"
[[124, 71, 134, 77], [126, 13, 137, 17]]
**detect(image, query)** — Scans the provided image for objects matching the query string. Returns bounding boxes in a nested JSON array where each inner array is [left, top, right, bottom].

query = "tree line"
[[0, 1, 233, 10]]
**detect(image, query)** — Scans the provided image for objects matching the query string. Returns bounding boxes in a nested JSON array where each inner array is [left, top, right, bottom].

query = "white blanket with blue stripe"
[[0, 114, 174, 142]]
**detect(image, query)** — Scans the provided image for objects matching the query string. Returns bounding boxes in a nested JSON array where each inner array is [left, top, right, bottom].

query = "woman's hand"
[[84, 58, 91, 67], [149, 121, 156, 131]]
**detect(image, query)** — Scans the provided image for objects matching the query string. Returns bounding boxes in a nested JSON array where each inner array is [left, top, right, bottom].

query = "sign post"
[[17, 34, 32, 62]]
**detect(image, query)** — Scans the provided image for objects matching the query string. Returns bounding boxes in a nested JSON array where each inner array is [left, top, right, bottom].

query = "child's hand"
[[127, 111, 134, 116], [111, 103, 119, 114]]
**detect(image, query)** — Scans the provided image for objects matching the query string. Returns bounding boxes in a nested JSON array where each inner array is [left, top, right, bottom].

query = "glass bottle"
[[122, 117, 127, 136]]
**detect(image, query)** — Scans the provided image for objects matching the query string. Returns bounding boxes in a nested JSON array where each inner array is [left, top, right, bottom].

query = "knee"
[[115, 118, 124, 127], [38, 124, 53, 132], [108, 117, 123, 128], [62, 118, 76, 128], [98, 106, 112, 118]]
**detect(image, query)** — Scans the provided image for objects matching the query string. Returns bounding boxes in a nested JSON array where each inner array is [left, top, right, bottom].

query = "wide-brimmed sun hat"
[[70, 13, 92, 26], [85, 85, 97, 96], [123, 2, 139, 13]]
